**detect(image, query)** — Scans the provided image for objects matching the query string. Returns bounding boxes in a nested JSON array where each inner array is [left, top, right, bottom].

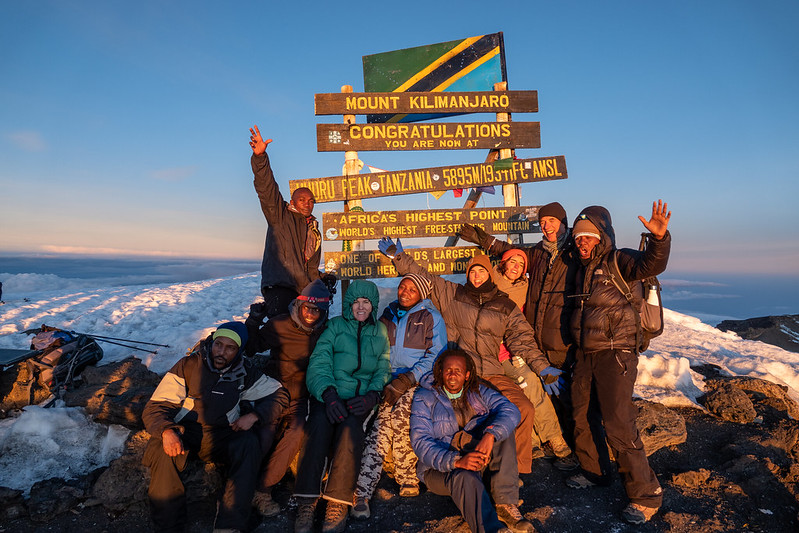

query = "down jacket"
[[393, 252, 549, 377], [142, 338, 283, 438], [570, 206, 671, 353], [305, 280, 391, 401], [252, 153, 322, 293], [410, 373, 521, 481], [380, 299, 447, 381]]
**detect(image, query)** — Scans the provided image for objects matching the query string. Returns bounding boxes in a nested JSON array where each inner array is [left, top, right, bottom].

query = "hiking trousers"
[[485, 375, 535, 474], [501, 358, 563, 447], [355, 386, 419, 499], [258, 397, 308, 490], [143, 422, 261, 532], [572, 348, 662, 508]]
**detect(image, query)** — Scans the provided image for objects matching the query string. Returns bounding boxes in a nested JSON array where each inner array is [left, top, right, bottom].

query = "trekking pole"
[[90, 338, 161, 355], [79, 334, 170, 348]]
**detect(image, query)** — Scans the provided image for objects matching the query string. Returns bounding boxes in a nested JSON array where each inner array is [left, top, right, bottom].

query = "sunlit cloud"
[[149, 166, 198, 182], [5, 130, 47, 152], [661, 279, 727, 288], [40, 245, 185, 257]]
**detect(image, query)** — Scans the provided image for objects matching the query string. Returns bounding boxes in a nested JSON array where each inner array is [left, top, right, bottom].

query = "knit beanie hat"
[[573, 217, 601, 240], [538, 202, 568, 226], [401, 273, 432, 300], [297, 279, 331, 311], [466, 253, 494, 281], [500, 249, 528, 273], [213, 321, 248, 348]]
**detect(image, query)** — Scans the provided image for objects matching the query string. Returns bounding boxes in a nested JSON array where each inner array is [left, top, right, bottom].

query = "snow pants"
[[572, 348, 662, 508], [501, 358, 564, 447]]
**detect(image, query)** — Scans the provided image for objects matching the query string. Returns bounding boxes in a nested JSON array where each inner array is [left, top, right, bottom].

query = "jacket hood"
[[574, 205, 615, 258], [342, 279, 381, 322]]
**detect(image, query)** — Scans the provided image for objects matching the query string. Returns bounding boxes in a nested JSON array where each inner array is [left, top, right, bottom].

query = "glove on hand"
[[247, 302, 268, 326], [347, 391, 381, 416], [321, 272, 337, 295], [322, 387, 348, 424], [539, 366, 564, 395], [458, 223, 490, 247], [378, 237, 403, 258], [382, 372, 415, 406]]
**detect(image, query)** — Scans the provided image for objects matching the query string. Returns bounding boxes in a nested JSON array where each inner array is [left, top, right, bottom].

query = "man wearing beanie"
[[566, 201, 671, 525], [244, 279, 332, 518], [142, 321, 287, 533], [458, 202, 581, 464], [352, 272, 446, 519]]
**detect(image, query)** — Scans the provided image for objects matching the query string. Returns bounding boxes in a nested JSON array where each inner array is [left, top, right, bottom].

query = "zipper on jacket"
[[354, 321, 364, 396]]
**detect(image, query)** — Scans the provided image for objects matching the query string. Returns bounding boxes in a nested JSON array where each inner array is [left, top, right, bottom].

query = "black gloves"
[[322, 387, 348, 424], [458, 223, 491, 247], [382, 372, 416, 406], [321, 272, 337, 296], [346, 391, 381, 416]]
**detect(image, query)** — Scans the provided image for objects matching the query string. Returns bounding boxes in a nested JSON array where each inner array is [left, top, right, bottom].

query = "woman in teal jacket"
[[294, 280, 390, 533]]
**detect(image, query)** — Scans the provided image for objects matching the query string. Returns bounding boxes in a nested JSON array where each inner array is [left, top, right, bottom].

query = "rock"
[[92, 430, 151, 512], [727, 376, 799, 420], [0, 486, 26, 521], [27, 474, 98, 522], [635, 399, 687, 454], [700, 382, 757, 423], [716, 314, 799, 353], [672, 468, 712, 489]]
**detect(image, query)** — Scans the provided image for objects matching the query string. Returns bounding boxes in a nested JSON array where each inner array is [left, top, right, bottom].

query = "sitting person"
[[293, 280, 391, 533], [245, 279, 331, 517], [410, 349, 534, 533], [142, 321, 287, 533], [351, 273, 447, 519]]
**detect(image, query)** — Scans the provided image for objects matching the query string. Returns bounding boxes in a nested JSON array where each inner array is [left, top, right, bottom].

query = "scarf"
[[288, 204, 321, 262]]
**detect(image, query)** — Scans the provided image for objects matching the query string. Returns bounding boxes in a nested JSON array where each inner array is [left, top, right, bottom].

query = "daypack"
[[26, 326, 104, 402], [606, 234, 664, 353]]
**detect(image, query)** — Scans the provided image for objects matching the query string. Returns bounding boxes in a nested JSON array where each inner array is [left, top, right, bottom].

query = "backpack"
[[606, 234, 664, 353], [25, 326, 104, 403]]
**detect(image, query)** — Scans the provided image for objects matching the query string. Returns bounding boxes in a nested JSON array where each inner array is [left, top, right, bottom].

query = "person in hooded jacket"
[[351, 273, 447, 519], [378, 237, 562, 477], [142, 322, 287, 533], [245, 279, 332, 518], [293, 280, 391, 533], [565, 200, 671, 525]]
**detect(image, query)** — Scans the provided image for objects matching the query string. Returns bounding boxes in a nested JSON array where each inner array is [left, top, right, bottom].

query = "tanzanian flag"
[[363, 32, 507, 123]]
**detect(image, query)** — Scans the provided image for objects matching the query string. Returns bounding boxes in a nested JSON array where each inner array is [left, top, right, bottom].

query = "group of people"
[[141, 125, 672, 533]]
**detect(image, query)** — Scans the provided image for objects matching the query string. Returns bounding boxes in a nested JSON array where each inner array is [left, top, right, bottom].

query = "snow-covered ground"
[[1, 271, 798, 494]]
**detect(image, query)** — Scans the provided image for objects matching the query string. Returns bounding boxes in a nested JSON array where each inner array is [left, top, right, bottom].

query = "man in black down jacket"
[[566, 200, 671, 525], [249, 125, 333, 319]]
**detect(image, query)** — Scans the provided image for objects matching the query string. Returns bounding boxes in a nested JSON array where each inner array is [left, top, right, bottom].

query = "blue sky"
[[2, 1, 797, 274]]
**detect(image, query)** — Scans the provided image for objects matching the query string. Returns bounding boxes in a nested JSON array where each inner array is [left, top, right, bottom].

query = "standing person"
[[410, 349, 534, 533], [293, 280, 390, 533], [378, 238, 562, 477], [245, 279, 331, 518], [142, 322, 286, 533], [248, 125, 335, 319], [351, 273, 447, 519], [566, 201, 671, 525]]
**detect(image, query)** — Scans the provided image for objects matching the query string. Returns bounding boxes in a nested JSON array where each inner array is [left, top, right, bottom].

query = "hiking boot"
[[399, 483, 419, 497], [253, 490, 281, 517], [548, 435, 572, 458], [495, 504, 536, 532], [566, 473, 597, 489], [294, 499, 317, 533], [322, 501, 349, 533], [530, 445, 546, 460], [621, 502, 659, 524], [553, 453, 580, 471], [350, 497, 370, 520]]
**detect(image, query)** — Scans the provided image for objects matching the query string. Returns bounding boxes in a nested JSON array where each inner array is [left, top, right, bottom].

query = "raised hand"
[[638, 200, 671, 240], [249, 125, 272, 155]]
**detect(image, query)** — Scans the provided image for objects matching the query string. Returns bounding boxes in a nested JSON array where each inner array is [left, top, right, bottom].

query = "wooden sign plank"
[[316, 122, 540, 152], [314, 91, 538, 116], [322, 206, 542, 241], [290, 156, 567, 203], [324, 247, 504, 279]]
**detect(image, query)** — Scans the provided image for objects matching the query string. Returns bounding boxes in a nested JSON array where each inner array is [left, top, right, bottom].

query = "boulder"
[[701, 381, 758, 423], [635, 399, 687, 455]]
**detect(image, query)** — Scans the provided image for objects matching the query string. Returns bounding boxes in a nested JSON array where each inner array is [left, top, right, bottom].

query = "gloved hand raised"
[[322, 387, 348, 424], [346, 391, 381, 416], [378, 237, 403, 258], [458, 223, 490, 246], [539, 366, 564, 395]]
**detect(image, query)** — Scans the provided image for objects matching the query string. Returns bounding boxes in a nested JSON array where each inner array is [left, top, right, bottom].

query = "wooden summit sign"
[[315, 90, 537, 115], [322, 206, 542, 241], [316, 121, 540, 152], [290, 156, 566, 203], [324, 247, 503, 280]]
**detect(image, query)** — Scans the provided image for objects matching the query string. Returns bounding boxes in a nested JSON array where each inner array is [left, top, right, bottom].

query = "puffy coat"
[[570, 206, 671, 353], [380, 299, 446, 381], [143, 338, 283, 438], [410, 373, 520, 481], [305, 280, 391, 401], [252, 153, 322, 293], [393, 252, 549, 377]]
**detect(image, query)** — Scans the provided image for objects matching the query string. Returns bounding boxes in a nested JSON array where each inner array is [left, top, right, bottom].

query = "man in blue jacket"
[[410, 349, 534, 533]]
